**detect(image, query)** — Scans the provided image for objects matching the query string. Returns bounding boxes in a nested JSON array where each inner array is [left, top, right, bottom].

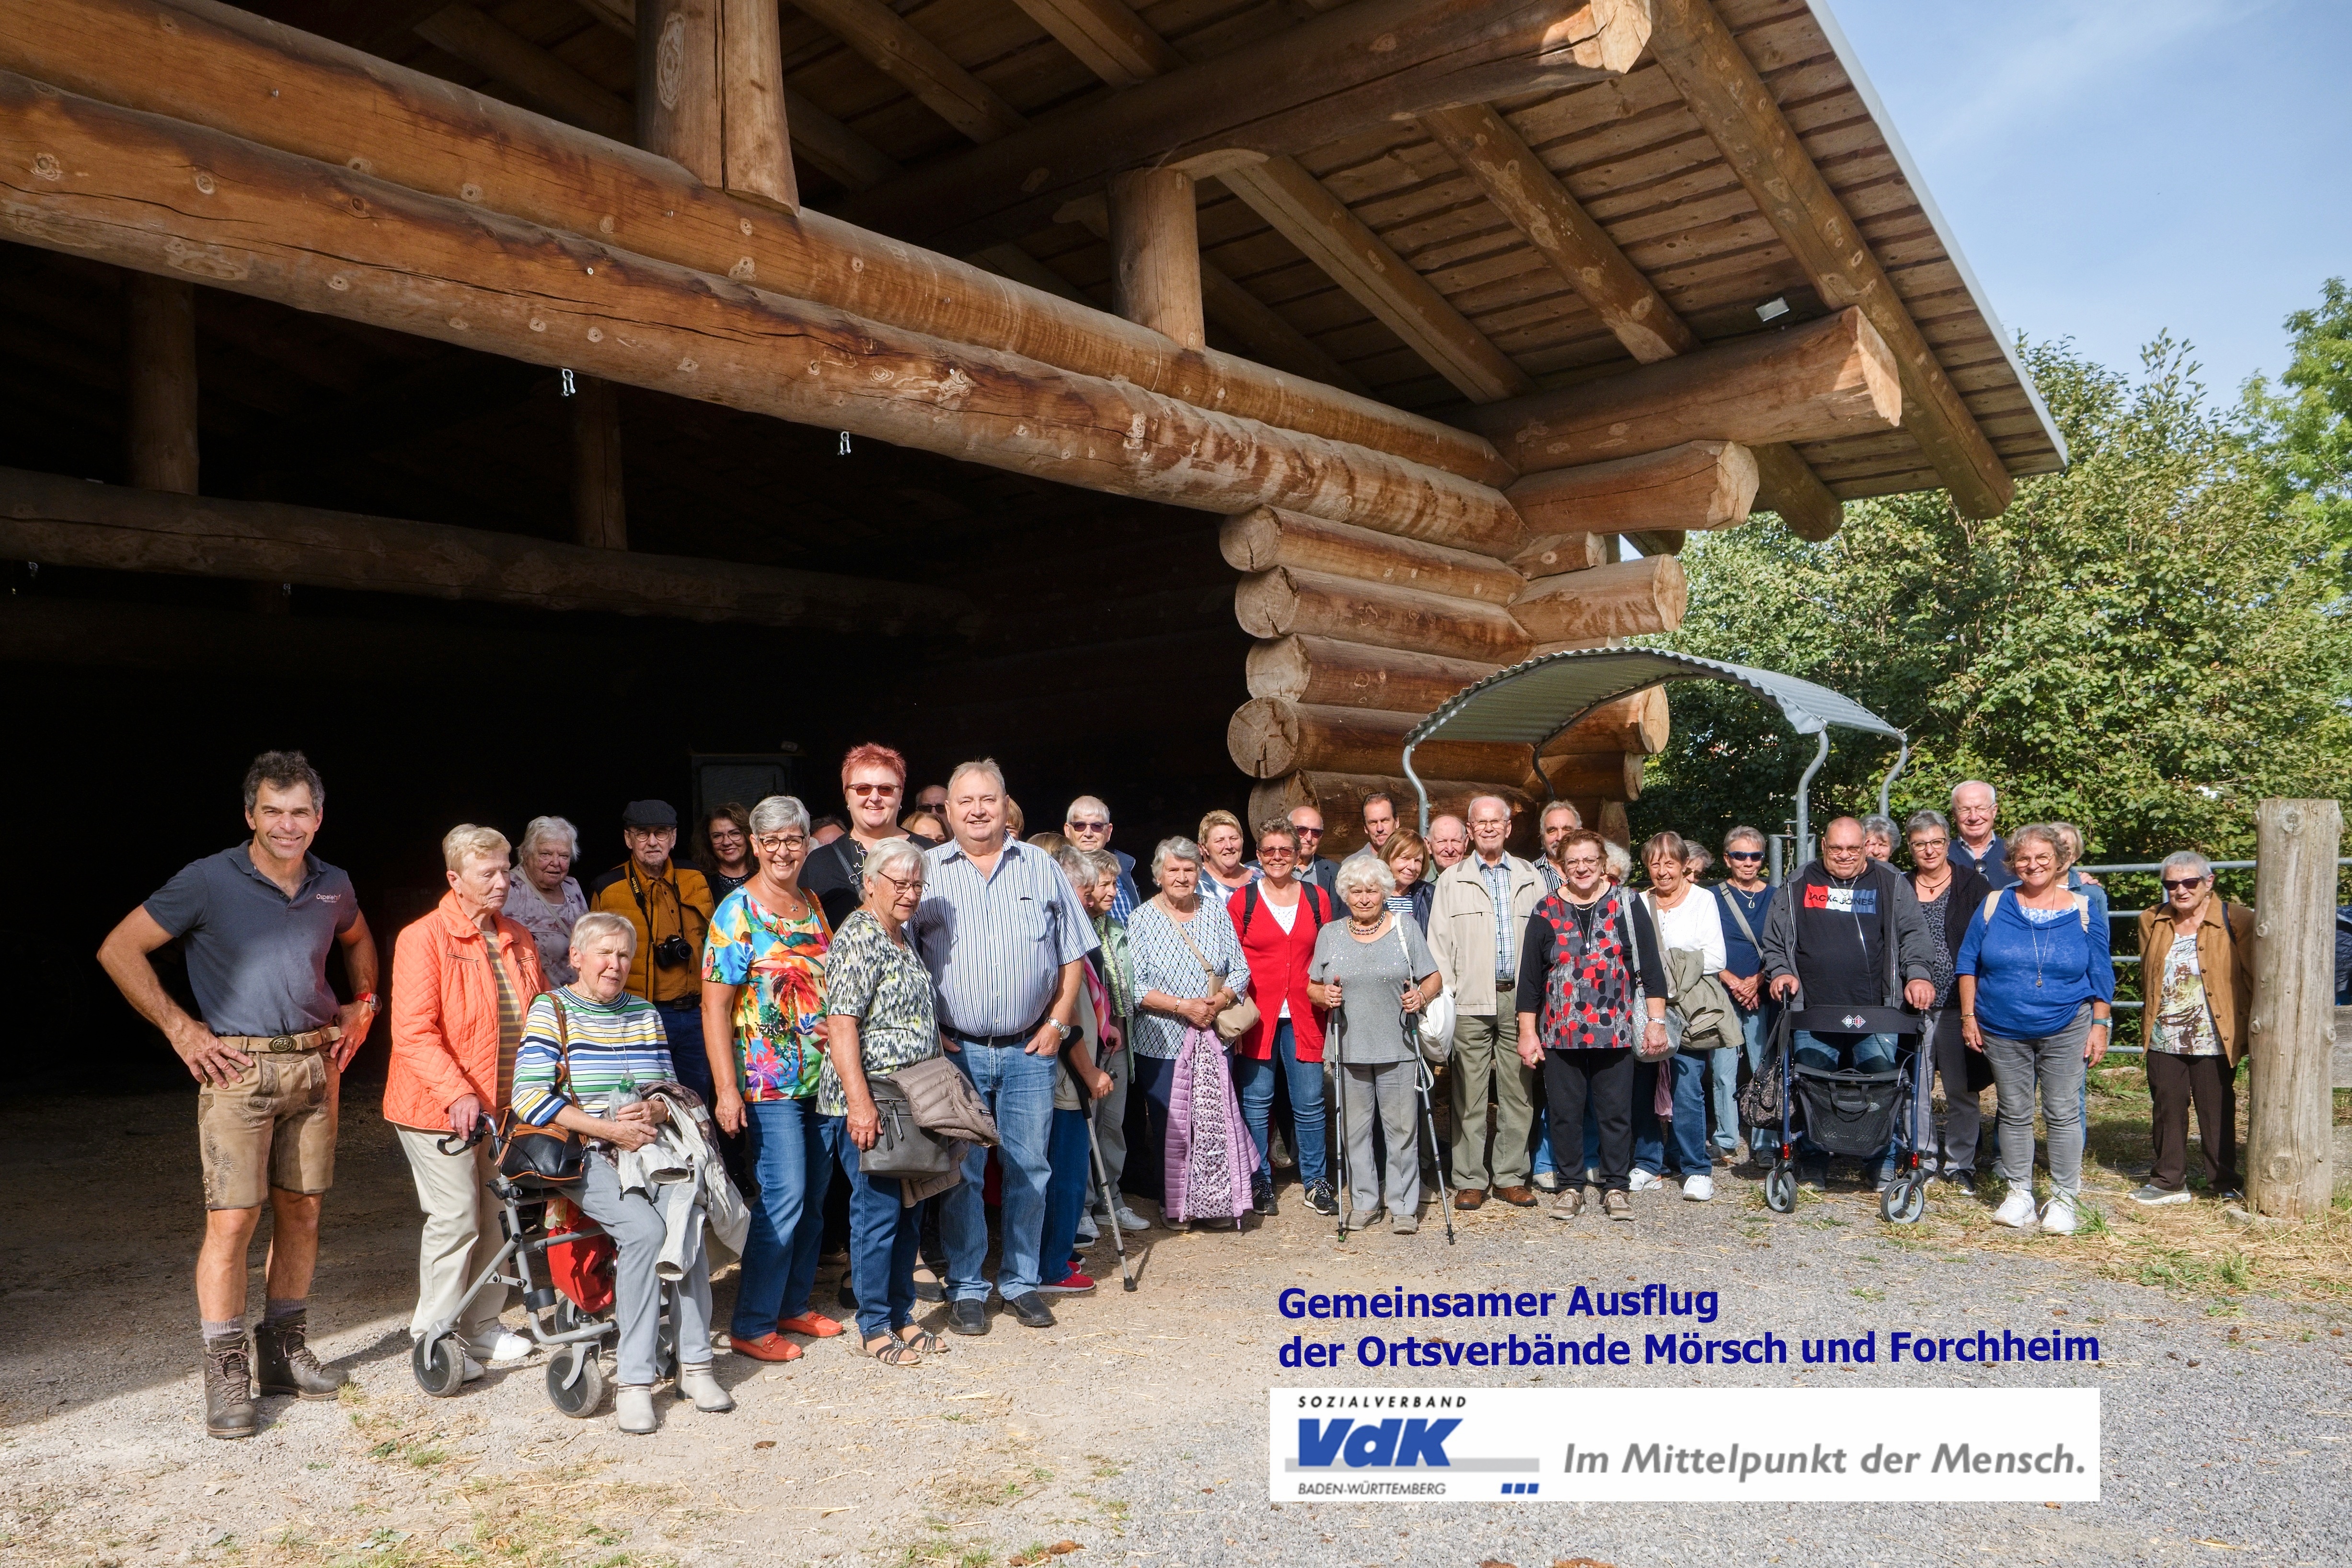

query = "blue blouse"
[[1953, 891, 2115, 1039]]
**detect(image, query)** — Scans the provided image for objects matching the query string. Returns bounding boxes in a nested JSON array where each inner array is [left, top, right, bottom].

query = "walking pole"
[[1085, 1111, 1136, 1292], [1415, 1055, 1456, 1245], [1327, 993, 1351, 1243]]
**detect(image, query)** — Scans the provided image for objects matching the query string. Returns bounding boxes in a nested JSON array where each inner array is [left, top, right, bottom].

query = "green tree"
[[1631, 334, 2352, 873], [2248, 276, 2352, 552]]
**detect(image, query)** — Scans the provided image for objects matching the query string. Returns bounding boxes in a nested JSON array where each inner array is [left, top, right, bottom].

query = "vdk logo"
[[1296, 1417, 1460, 1468]]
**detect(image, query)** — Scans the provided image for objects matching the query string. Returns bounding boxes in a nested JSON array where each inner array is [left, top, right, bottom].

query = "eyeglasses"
[[1293, 826, 1323, 838], [1725, 851, 1764, 862], [876, 871, 922, 897], [1067, 819, 1110, 833], [849, 782, 901, 797], [2161, 876, 2206, 892], [1560, 858, 1603, 871], [1260, 847, 1296, 860], [754, 833, 808, 852]]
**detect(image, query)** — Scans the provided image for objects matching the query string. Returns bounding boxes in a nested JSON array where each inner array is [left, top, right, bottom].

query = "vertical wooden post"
[[1108, 167, 1205, 351], [571, 375, 628, 550], [2247, 796, 2344, 1217], [637, 0, 721, 182], [123, 272, 198, 494], [718, 0, 797, 211]]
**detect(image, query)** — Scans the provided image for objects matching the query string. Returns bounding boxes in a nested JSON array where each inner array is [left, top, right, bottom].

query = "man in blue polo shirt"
[[98, 751, 378, 1441], [910, 759, 1095, 1335]]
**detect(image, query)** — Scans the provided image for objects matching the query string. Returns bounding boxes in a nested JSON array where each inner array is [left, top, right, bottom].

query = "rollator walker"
[[1755, 1002, 1930, 1224], [410, 1117, 684, 1418]]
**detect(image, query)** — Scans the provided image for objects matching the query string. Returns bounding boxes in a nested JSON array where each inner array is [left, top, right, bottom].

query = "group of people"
[[99, 751, 2258, 1441]]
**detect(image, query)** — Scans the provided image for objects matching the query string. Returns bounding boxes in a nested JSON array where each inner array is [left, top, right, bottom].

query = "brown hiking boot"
[[203, 1334, 258, 1440], [255, 1312, 346, 1401]]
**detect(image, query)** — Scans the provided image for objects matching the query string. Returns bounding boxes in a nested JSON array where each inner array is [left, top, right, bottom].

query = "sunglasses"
[[1068, 819, 1110, 832], [849, 782, 900, 797], [2161, 876, 2206, 892], [1725, 851, 1764, 862]]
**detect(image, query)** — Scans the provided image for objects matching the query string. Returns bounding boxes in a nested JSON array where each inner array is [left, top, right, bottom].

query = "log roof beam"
[[413, 3, 630, 141], [1418, 100, 1840, 539], [0, 465, 971, 633], [0, 71, 1521, 544], [0, 0, 1507, 485], [787, 0, 1027, 145], [1646, 0, 2012, 518], [830, 0, 1654, 255]]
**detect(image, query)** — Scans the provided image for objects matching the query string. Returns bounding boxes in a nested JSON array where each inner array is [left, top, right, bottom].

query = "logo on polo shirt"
[[1802, 885, 1875, 914]]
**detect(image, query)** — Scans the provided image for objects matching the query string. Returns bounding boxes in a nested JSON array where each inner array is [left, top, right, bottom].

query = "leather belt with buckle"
[[220, 1027, 344, 1054]]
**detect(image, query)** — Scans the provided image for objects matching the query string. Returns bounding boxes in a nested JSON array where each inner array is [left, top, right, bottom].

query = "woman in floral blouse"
[[820, 837, 945, 1366], [700, 796, 835, 1363]]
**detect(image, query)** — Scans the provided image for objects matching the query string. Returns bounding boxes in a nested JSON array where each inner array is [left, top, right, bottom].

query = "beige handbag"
[[1169, 901, 1260, 1044]]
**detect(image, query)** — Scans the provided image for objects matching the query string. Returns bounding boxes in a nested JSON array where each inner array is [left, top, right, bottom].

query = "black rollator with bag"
[[1755, 1001, 1929, 1225]]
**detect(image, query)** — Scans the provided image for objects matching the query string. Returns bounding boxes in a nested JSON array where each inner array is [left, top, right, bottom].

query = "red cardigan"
[[1227, 880, 1335, 1061]]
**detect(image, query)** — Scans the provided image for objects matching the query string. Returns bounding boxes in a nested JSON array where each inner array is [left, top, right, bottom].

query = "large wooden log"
[[1648, 0, 2012, 519], [1418, 97, 1842, 537], [123, 271, 198, 493], [1510, 557, 1687, 645], [1219, 507, 1522, 604], [569, 374, 627, 550], [1245, 634, 1499, 714], [1461, 309, 1900, 476], [1546, 688, 1670, 755], [1506, 441, 1756, 539], [1750, 440, 1843, 543], [1536, 750, 1644, 800], [636, 0, 720, 182], [1234, 568, 1529, 664], [1109, 167, 1203, 352], [790, 0, 1026, 145], [1509, 530, 1610, 577], [0, 0, 1512, 488], [1228, 698, 1536, 784], [717, 0, 798, 212], [1563, 797, 1633, 847], [1250, 769, 1537, 857], [832, 0, 1653, 252], [0, 75, 1520, 537], [0, 464, 974, 633], [2246, 798, 2345, 1218]]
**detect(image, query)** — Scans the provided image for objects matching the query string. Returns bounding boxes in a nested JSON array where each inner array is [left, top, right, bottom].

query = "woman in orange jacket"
[[383, 824, 548, 1375]]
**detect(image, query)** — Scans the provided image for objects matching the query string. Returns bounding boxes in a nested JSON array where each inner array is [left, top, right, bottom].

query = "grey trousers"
[[395, 1126, 509, 1351], [1339, 1060, 1421, 1219], [577, 1154, 713, 1386], [1448, 1011, 1534, 1188], [1919, 1007, 1988, 1174], [1981, 1004, 2093, 1195], [1092, 1025, 1133, 1198]]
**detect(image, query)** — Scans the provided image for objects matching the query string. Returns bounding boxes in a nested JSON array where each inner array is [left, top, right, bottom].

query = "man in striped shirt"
[[910, 760, 1097, 1334]]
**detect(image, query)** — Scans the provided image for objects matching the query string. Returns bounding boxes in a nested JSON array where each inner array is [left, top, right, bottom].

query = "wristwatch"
[[355, 992, 380, 1015], [1052, 1018, 1078, 1043]]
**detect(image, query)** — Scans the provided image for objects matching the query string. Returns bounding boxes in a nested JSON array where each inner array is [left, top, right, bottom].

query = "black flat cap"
[[621, 799, 678, 828]]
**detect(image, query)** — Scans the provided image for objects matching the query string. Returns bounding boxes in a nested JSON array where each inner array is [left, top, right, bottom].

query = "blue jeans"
[[729, 1097, 831, 1338], [653, 998, 713, 1104], [819, 1116, 919, 1342], [1038, 1106, 1094, 1285], [1530, 1103, 1556, 1179], [1634, 1054, 1712, 1176], [940, 1039, 1057, 1302], [1794, 1031, 1897, 1169], [1234, 1021, 1329, 1186]]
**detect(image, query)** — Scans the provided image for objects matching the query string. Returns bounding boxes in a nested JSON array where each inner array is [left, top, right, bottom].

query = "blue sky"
[[1825, 0, 2352, 401]]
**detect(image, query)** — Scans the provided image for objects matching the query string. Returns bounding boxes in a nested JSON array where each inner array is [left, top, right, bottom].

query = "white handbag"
[[1396, 918, 1454, 1066]]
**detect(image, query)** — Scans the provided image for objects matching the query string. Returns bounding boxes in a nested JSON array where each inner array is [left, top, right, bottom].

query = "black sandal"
[[896, 1327, 945, 1356], [865, 1334, 921, 1367]]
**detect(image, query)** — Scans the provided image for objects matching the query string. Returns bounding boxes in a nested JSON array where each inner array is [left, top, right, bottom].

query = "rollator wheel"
[[411, 1334, 468, 1398], [546, 1346, 606, 1418], [1763, 1164, 1797, 1214], [1881, 1177, 1926, 1225]]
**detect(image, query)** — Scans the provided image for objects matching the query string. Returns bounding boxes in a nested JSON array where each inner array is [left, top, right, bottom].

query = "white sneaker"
[[676, 1364, 734, 1413], [1628, 1169, 1663, 1193], [1681, 1174, 1714, 1202], [617, 1385, 657, 1435], [2132, 1184, 2192, 1206], [474, 1330, 534, 1364], [2040, 1192, 2080, 1235], [1992, 1188, 2040, 1231]]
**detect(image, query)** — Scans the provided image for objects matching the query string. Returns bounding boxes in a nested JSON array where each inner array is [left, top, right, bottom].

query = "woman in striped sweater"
[[511, 911, 730, 1436]]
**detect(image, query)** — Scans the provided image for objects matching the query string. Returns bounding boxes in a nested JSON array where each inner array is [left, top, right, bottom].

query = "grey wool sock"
[[263, 1298, 307, 1324], [201, 1319, 243, 1343]]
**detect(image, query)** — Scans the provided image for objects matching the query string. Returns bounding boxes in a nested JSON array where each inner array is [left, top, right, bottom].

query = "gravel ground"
[[3, 1091, 2349, 1568]]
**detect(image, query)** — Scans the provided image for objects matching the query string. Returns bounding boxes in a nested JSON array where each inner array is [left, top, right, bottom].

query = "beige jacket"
[[1427, 853, 1547, 1017]]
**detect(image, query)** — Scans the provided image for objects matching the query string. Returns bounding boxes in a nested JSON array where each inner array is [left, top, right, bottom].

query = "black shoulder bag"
[[496, 995, 588, 1186]]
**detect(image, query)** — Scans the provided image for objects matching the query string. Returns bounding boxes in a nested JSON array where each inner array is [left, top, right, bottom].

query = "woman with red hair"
[[805, 742, 929, 930]]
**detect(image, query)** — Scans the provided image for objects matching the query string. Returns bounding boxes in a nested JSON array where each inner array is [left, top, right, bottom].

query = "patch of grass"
[[1849, 1287, 1885, 1303]]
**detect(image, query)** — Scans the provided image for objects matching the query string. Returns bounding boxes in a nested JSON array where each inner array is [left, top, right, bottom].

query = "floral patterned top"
[[702, 884, 831, 1101], [818, 909, 941, 1117]]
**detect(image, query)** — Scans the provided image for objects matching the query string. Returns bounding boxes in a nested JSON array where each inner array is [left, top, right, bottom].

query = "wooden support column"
[[718, 0, 797, 211], [123, 271, 197, 494], [569, 374, 628, 550], [1107, 168, 1204, 352], [2247, 797, 2345, 1217], [638, 0, 721, 182]]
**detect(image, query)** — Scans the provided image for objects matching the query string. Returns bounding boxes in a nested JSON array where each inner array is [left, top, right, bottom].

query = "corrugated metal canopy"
[[1404, 649, 1903, 756]]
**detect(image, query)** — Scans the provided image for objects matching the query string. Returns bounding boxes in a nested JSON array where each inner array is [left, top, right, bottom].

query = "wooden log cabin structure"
[[0, 0, 2065, 868]]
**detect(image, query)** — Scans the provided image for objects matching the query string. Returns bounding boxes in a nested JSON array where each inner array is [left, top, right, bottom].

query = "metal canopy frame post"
[[1793, 730, 1830, 868]]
